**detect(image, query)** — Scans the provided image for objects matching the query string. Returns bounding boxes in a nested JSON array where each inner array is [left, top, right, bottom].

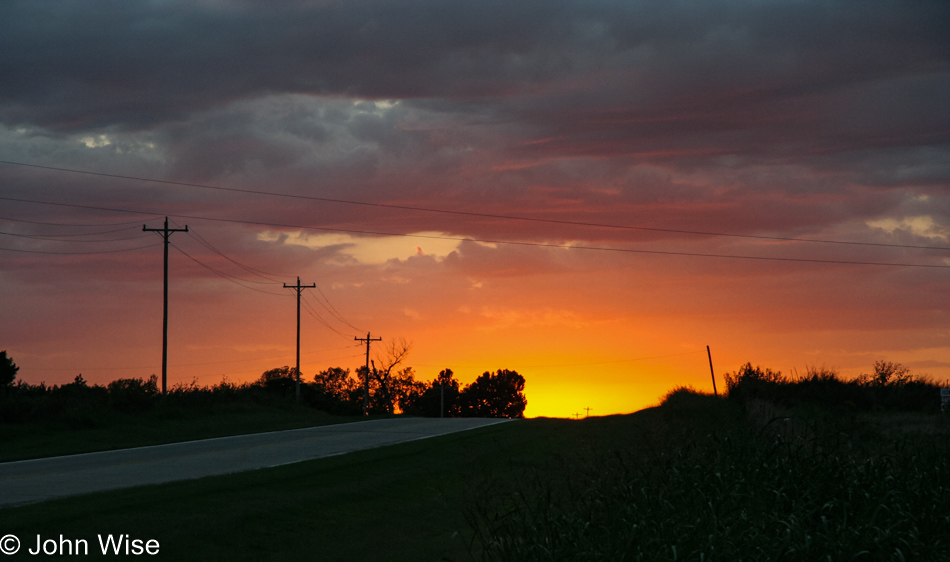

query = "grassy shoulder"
[[0, 398, 366, 462], [0, 416, 589, 561]]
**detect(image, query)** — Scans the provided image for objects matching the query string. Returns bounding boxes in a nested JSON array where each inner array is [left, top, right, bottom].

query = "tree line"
[[0, 349, 528, 424]]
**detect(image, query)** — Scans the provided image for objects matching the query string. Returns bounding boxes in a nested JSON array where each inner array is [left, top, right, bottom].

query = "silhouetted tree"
[[389, 367, 426, 414], [1, 351, 18, 387], [370, 338, 413, 414], [860, 360, 912, 387], [256, 366, 297, 393], [406, 368, 462, 417], [461, 369, 527, 418], [312, 367, 361, 414], [313, 367, 357, 396]]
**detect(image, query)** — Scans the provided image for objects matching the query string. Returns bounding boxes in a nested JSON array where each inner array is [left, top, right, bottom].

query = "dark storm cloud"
[[0, 0, 575, 130], [2, 0, 949, 254], [2, 0, 947, 143]]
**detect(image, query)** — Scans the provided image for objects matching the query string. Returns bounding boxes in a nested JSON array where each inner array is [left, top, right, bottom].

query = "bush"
[[724, 361, 942, 413], [107, 376, 159, 413]]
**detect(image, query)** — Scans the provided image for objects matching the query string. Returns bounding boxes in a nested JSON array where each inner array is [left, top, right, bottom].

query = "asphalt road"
[[0, 417, 511, 508]]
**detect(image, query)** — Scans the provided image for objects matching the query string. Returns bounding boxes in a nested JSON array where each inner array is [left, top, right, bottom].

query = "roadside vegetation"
[[0, 349, 528, 461], [468, 362, 950, 562]]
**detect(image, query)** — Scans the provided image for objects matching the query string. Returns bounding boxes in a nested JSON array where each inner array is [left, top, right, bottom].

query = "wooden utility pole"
[[584, 406, 592, 418], [438, 368, 453, 419], [355, 332, 381, 415], [284, 277, 316, 400], [707, 345, 718, 396], [143, 217, 188, 394]]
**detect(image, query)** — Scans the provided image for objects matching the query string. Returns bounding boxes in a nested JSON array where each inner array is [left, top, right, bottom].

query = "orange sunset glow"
[[2, 1, 949, 418]]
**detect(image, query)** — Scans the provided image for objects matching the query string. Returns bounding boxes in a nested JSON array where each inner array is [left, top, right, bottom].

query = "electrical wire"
[[185, 229, 287, 283], [0, 214, 162, 228], [0, 230, 153, 243], [25, 344, 366, 372], [2, 159, 948, 252], [2, 195, 948, 269], [173, 222, 361, 337], [303, 289, 363, 333], [299, 295, 358, 340], [516, 350, 705, 369], [167, 222, 362, 333], [0, 223, 145, 237], [0, 240, 162, 255], [167, 241, 289, 296]]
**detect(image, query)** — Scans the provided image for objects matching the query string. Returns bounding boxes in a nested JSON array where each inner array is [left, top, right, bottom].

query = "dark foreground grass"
[[0, 400, 364, 462], [2, 395, 948, 561], [0, 418, 592, 561], [468, 393, 950, 562]]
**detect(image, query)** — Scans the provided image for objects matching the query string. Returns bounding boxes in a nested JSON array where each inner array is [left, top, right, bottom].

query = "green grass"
[[2, 394, 948, 561], [0, 418, 586, 561], [0, 400, 365, 462]]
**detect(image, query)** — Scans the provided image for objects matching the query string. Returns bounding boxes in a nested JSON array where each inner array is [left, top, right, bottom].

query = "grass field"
[[1, 393, 948, 561], [0, 399, 364, 462]]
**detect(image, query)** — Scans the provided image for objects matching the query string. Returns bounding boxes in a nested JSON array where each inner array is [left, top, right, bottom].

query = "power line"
[[0, 214, 162, 227], [303, 289, 362, 333], [301, 295, 358, 340], [174, 222, 361, 333], [172, 239, 279, 285], [25, 344, 365, 372], [2, 195, 949, 269], [0, 223, 145, 237], [169, 241, 289, 296], [413, 350, 705, 370], [1, 230, 152, 243], [186, 229, 287, 283], [2, 159, 947, 252], [0, 240, 162, 255]]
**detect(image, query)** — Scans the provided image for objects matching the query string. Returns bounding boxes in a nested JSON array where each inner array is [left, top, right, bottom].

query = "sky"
[[1, 0, 949, 418]]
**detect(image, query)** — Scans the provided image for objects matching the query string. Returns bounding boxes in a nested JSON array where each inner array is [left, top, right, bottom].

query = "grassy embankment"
[[0, 397, 363, 462], [2, 377, 949, 560]]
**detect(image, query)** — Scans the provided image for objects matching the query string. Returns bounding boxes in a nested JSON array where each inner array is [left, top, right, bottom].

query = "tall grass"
[[467, 392, 950, 561], [724, 362, 943, 413]]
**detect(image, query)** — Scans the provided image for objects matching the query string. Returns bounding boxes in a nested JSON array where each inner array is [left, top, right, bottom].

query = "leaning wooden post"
[[707, 345, 718, 396]]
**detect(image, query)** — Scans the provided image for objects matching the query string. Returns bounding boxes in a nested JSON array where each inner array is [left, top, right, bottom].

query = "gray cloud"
[[2, 0, 949, 254]]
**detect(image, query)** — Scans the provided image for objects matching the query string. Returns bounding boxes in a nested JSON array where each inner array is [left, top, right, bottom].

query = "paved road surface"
[[0, 417, 510, 508]]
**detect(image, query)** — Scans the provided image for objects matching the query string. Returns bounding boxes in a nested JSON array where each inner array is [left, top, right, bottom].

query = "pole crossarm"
[[143, 217, 188, 394], [355, 332, 382, 415], [284, 276, 316, 400]]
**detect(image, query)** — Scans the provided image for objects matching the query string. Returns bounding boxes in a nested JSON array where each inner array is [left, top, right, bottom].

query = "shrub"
[[107, 375, 159, 413]]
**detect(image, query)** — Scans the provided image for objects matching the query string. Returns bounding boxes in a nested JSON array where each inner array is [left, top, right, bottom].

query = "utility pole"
[[438, 368, 453, 419], [284, 276, 316, 400], [584, 406, 592, 418], [143, 217, 188, 394], [707, 345, 718, 396], [355, 332, 381, 415]]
